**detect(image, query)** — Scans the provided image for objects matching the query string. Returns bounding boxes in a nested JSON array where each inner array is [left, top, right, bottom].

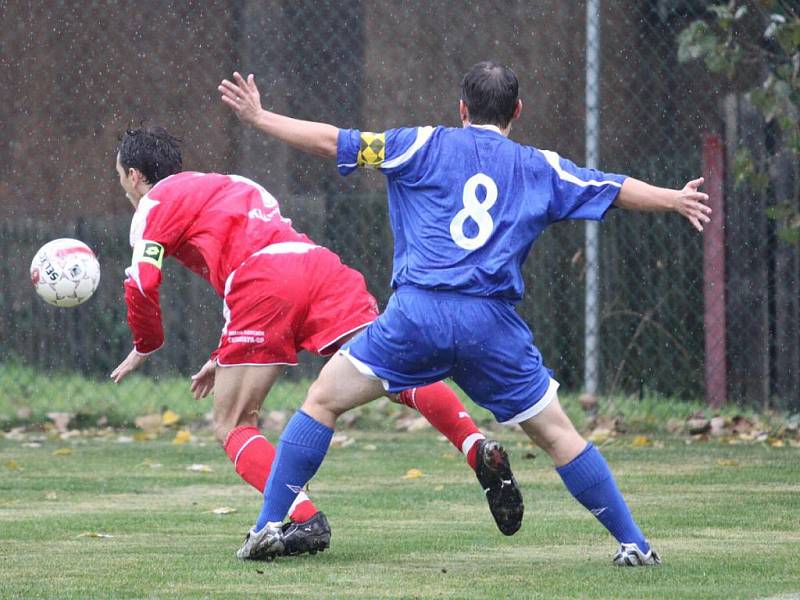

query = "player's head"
[[459, 61, 521, 130], [116, 126, 182, 207]]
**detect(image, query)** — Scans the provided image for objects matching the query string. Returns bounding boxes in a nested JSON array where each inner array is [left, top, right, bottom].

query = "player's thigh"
[[217, 257, 304, 367], [302, 352, 386, 425], [452, 300, 550, 423], [518, 395, 586, 467], [300, 249, 379, 355], [213, 364, 284, 440], [341, 289, 455, 393]]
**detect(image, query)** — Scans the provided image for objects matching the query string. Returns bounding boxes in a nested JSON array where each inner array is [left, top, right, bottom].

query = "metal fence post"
[[584, 0, 601, 397]]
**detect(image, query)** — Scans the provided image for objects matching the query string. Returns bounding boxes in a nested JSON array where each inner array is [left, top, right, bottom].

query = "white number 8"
[[449, 173, 497, 250]]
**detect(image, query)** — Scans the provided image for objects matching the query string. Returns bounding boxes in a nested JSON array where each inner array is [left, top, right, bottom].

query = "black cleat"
[[281, 511, 332, 556], [475, 439, 524, 536]]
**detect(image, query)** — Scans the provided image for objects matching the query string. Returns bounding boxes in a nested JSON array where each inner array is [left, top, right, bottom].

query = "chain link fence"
[[1, 0, 798, 425]]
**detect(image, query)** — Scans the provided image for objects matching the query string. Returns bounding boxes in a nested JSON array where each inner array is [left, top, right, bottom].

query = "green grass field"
[[2, 429, 799, 599]]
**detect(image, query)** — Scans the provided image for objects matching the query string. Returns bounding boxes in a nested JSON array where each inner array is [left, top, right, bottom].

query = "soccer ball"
[[30, 238, 101, 307]]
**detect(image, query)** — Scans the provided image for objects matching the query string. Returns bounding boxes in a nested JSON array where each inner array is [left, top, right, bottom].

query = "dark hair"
[[118, 126, 182, 185], [460, 61, 519, 128]]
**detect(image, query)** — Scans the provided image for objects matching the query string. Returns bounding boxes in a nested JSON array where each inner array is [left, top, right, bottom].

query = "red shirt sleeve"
[[125, 189, 182, 355], [124, 257, 164, 354]]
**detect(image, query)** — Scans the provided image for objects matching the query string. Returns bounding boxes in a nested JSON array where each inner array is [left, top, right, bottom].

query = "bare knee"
[[303, 377, 342, 425], [520, 397, 587, 466]]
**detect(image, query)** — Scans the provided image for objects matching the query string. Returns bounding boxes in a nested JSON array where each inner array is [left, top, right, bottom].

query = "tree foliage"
[[678, 0, 800, 243]]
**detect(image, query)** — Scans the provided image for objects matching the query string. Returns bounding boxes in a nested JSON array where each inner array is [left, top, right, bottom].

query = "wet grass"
[[1, 430, 799, 599]]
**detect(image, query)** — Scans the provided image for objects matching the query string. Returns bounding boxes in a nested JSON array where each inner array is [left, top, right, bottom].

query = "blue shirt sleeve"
[[537, 149, 627, 222], [337, 127, 430, 178]]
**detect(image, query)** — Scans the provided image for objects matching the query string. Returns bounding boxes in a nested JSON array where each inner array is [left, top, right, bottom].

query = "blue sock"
[[254, 410, 334, 531], [556, 443, 649, 553]]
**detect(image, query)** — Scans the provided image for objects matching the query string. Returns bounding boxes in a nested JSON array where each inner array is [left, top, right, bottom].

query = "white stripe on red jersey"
[[124, 172, 313, 354]]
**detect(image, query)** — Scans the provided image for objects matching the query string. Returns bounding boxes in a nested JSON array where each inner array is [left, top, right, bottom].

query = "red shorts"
[[215, 242, 379, 366]]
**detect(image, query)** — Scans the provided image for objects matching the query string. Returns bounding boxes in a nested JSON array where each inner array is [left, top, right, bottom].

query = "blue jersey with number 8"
[[337, 125, 627, 302]]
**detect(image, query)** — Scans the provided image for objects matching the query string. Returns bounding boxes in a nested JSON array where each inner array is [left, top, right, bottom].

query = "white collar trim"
[[468, 124, 503, 134]]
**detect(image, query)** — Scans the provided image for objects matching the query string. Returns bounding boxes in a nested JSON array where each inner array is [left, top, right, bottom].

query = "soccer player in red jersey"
[[109, 126, 523, 556]]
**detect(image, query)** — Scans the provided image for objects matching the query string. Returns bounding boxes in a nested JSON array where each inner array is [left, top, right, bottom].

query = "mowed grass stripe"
[[1, 432, 799, 599]]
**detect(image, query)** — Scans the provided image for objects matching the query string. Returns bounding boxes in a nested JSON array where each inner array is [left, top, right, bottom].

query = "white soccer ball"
[[30, 238, 101, 307]]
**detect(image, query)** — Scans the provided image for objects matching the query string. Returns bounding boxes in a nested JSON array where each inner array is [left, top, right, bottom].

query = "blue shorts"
[[342, 287, 557, 424]]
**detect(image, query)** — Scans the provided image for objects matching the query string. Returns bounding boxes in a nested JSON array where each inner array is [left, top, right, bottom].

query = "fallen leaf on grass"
[[709, 417, 727, 436], [133, 432, 157, 442], [395, 415, 431, 433], [117, 436, 134, 444], [716, 458, 740, 467], [161, 410, 181, 427], [46, 412, 73, 433], [52, 448, 73, 456], [187, 464, 213, 473], [769, 439, 785, 448], [403, 468, 424, 479], [330, 433, 355, 448], [363, 444, 377, 451], [4, 459, 21, 470], [434, 485, 445, 491], [666, 419, 684, 433], [172, 430, 192, 445], [632, 435, 652, 448], [687, 418, 711, 435], [45, 491, 58, 501], [77, 532, 113, 539], [134, 413, 163, 433], [587, 428, 612, 445], [439, 452, 456, 460], [5, 428, 26, 441], [210, 506, 237, 515], [22, 442, 42, 448]]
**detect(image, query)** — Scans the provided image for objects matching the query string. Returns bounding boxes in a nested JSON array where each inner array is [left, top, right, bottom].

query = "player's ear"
[[459, 99, 469, 124], [127, 167, 142, 185], [512, 99, 522, 121]]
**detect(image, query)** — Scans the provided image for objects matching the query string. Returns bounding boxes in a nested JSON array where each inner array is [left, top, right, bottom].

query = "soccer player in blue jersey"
[[220, 61, 711, 565]]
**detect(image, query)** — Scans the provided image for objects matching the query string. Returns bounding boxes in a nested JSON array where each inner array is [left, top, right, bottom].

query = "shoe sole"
[[282, 534, 330, 556], [477, 441, 524, 536]]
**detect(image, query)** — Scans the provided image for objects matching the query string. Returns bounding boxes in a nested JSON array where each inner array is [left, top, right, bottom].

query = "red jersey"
[[125, 172, 312, 354]]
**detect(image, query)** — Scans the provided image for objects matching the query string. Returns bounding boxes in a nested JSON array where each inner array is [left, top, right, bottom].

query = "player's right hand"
[[190, 359, 216, 400], [219, 72, 262, 126]]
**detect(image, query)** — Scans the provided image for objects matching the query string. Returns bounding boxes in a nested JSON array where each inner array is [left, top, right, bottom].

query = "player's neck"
[[464, 122, 511, 137]]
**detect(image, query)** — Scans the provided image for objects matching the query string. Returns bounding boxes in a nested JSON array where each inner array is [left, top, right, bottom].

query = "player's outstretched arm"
[[219, 72, 338, 159], [614, 176, 712, 232]]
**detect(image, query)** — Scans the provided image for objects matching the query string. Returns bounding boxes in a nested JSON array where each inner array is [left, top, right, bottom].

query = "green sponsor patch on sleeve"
[[133, 240, 165, 269]]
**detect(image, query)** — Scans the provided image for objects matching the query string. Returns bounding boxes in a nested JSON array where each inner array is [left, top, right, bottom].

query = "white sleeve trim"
[[541, 150, 622, 188], [125, 264, 146, 296], [381, 126, 435, 169], [134, 344, 163, 357]]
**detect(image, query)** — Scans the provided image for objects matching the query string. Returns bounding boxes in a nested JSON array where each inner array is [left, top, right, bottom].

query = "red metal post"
[[702, 133, 727, 408]]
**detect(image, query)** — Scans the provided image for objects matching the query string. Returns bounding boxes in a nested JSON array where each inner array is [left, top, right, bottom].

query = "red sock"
[[398, 382, 484, 471], [224, 425, 318, 522]]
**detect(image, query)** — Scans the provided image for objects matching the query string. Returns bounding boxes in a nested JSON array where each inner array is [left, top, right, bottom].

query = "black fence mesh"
[[1, 0, 798, 420]]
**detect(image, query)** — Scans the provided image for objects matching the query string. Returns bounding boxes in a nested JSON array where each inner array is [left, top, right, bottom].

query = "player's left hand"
[[190, 359, 216, 400], [674, 177, 712, 232], [219, 72, 263, 126], [110, 348, 149, 383]]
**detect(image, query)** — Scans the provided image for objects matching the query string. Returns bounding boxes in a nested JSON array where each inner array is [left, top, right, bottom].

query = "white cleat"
[[612, 542, 661, 566], [236, 524, 285, 561]]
